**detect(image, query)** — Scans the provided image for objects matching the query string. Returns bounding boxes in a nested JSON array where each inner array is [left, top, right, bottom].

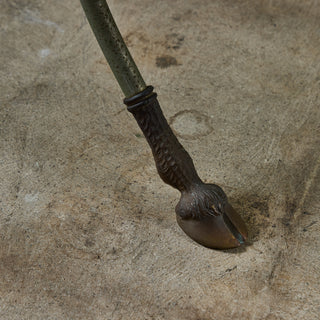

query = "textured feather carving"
[[124, 87, 228, 220]]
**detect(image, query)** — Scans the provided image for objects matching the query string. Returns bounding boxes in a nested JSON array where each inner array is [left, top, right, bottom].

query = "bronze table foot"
[[80, 0, 248, 249]]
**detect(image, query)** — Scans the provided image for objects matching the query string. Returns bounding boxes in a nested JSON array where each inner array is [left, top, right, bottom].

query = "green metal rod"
[[80, 0, 146, 97]]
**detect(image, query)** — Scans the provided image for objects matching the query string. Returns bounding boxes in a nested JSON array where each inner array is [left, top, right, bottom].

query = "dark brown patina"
[[81, 0, 248, 249], [124, 87, 248, 249]]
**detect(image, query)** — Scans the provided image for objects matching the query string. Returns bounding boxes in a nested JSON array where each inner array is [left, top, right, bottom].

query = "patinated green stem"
[[80, 0, 146, 97]]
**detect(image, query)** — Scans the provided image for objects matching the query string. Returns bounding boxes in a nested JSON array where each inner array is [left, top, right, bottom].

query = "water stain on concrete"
[[155, 55, 179, 68], [169, 110, 213, 140]]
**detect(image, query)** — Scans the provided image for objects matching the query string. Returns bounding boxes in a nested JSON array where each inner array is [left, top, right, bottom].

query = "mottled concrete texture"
[[1, 0, 320, 319]]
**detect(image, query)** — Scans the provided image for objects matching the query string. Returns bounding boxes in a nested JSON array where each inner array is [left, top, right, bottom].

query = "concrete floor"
[[1, 0, 320, 319]]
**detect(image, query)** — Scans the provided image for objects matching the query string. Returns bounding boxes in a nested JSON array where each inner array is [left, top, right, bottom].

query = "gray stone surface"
[[1, 0, 319, 319]]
